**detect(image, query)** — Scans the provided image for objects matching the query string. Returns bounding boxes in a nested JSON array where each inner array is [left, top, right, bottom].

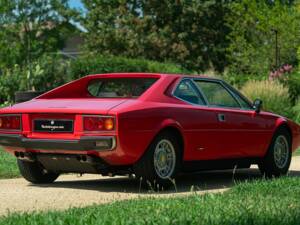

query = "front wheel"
[[17, 160, 59, 184], [258, 128, 292, 178], [134, 132, 181, 190]]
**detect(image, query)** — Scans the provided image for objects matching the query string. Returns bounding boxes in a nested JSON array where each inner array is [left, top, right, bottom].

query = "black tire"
[[133, 131, 182, 190], [15, 91, 44, 103], [17, 160, 59, 184], [258, 127, 292, 178]]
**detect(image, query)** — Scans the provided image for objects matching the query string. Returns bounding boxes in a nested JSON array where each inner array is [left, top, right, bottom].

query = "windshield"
[[87, 78, 158, 98]]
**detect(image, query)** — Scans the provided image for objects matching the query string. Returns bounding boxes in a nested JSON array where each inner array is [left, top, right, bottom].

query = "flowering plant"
[[269, 64, 293, 81]]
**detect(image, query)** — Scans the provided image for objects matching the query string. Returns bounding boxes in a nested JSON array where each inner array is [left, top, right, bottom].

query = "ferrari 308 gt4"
[[0, 73, 299, 188]]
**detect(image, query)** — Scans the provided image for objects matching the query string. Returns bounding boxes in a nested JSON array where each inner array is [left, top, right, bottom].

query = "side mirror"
[[253, 99, 263, 113]]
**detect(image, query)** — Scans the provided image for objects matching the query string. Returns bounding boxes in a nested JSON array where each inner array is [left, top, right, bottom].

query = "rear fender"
[[154, 118, 185, 146], [135, 118, 185, 163]]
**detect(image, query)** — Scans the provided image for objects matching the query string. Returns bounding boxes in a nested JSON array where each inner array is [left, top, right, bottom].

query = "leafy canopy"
[[226, 0, 300, 75], [82, 0, 232, 72], [0, 0, 79, 68]]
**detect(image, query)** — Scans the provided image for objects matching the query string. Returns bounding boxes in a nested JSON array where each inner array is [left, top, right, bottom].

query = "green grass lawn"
[[1, 177, 300, 225], [294, 148, 300, 156], [0, 148, 19, 179]]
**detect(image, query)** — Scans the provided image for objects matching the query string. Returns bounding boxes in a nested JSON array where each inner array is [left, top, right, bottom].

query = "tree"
[[226, 0, 300, 75], [82, 0, 232, 72], [0, 0, 79, 69]]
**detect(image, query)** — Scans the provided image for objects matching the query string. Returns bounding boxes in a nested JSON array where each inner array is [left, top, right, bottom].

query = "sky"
[[68, 0, 86, 31], [69, 0, 85, 10]]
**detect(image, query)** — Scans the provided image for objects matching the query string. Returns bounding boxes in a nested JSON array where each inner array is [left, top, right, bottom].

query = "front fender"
[[286, 119, 300, 152], [274, 117, 300, 152], [274, 117, 288, 129]]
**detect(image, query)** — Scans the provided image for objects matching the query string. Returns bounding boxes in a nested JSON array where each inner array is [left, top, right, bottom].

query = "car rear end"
[[0, 74, 162, 178], [0, 111, 119, 175]]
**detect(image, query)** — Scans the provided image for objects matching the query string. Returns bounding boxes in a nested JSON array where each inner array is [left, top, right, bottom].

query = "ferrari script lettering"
[[41, 125, 64, 130]]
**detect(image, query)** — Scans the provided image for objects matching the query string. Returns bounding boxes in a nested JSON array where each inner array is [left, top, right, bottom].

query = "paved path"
[[0, 157, 299, 216]]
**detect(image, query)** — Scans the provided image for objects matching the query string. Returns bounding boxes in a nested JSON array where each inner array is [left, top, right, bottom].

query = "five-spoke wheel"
[[134, 131, 181, 190], [259, 127, 291, 178], [153, 139, 176, 179]]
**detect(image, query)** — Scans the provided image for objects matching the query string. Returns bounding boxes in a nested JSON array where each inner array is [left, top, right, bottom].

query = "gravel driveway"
[[1, 156, 299, 216]]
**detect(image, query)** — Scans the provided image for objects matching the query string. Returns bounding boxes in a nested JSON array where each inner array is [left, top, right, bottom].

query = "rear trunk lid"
[[4, 99, 127, 114], [0, 73, 163, 139], [1, 99, 126, 139]]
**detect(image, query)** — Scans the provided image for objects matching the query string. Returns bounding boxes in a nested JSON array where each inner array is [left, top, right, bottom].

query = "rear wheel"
[[17, 160, 59, 184], [258, 128, 292, 178], [134, 132, 181, 190]]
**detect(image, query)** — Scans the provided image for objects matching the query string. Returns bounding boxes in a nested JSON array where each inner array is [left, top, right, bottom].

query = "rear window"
[[87, 78, 158, 98]]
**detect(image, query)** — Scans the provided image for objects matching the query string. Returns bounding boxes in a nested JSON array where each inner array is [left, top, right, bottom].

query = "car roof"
[[85, 73, 222, 82]]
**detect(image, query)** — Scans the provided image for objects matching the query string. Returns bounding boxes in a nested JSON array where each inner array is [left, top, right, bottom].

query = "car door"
[[192, 79, 274, 158], [173, 78, 242, 161]]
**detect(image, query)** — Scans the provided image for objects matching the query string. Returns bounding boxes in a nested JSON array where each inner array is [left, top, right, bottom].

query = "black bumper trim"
[[0, 134, 116, 151]]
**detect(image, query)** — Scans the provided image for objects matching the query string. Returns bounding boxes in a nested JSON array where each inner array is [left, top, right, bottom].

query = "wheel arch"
[[268, 120, 293, 154], [275, 120, 292, 143], [135, 119, 185, 164], [155, 126, 185, 155], [258, 119, 293, 177], [261, 119, 293, 157]]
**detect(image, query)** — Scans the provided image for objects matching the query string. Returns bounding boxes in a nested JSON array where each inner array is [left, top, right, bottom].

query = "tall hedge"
[[69, 55, 190, 80], [0, 55, 190, 103]]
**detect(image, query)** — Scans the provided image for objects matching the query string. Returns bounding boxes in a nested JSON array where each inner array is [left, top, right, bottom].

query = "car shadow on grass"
[[31, 168, 300, 194]]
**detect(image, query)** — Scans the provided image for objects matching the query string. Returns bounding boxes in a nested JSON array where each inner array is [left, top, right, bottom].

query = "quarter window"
[[174, 79, 205, 105], [223, 84, 253, 110], [194, 81, 240, 108], [230, 91, 253, 109]]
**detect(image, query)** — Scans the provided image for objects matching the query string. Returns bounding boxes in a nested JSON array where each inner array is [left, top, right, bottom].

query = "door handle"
[[217, 113, 226, 122]]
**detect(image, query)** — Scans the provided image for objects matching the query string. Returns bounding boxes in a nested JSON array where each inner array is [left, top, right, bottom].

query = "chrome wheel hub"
[[274, 135, 289, 169], [154, 139, 176, 179]]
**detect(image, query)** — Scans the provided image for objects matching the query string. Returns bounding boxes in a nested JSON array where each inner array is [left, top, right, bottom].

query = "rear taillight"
[[83, 116, 115, 132], [0, 115, 21, 130]]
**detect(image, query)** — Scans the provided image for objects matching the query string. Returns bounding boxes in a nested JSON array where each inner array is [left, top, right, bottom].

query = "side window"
[[194, 80, 240, 108], [223, 84, 253, 110], [231, 92, 253, 109], [174, 79, 205, 105]]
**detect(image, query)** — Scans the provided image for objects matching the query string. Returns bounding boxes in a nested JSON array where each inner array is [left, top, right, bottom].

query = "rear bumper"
[[0, 134, 116, 151]]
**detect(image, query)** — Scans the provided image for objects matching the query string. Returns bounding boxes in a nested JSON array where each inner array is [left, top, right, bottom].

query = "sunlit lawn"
[[294, 148, 300, 156], [1, 177, 300, 225], [0, 148, 19, 179]]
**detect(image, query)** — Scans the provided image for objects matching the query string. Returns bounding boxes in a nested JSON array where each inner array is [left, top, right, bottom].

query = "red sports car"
[[0, 73, 300, 188]]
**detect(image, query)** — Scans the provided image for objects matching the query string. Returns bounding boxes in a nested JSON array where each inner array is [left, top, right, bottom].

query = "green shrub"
[[222, 72, 265, 88], [0, 56, 70, 103], [241, 80, 293, 118], [0, 65, 23, 103], [0, 55, 188, 104], [280, 71, 300, 104], [292, 98, 300, 124], [298, 46, 300, 69], [69, 54, 190, 80], [286, 47, 300, 105], [28, 55, 71, 91]]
